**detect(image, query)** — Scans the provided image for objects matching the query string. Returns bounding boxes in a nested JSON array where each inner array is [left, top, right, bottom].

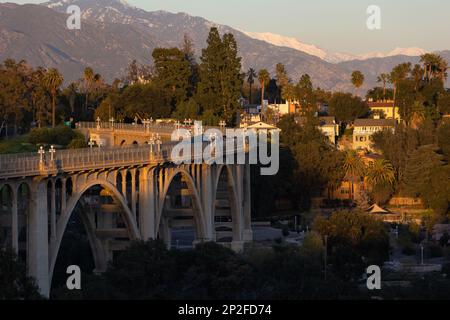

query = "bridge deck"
[[0, 142, 247, 179]]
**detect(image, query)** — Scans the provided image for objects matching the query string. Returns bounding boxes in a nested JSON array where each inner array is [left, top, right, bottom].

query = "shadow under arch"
[[0, 183, 14, 249], [212, 165, 241, 242], [49, 179, 140, 286], [155, 168, 206, 247]]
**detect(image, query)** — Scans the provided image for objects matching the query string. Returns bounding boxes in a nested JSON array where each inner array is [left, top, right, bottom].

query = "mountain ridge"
[[0, 0, 447, 92]]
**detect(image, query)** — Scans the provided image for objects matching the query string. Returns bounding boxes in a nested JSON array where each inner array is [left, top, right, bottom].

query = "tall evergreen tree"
[[152, 47, 190, 109], [196, 28, 242, 125]]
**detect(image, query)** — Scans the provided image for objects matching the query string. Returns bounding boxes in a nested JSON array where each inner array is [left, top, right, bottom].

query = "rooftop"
[[354, 119, 397, 127]]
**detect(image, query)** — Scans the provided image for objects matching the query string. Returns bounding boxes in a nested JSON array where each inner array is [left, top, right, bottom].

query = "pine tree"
[[152, 47, 190, 109], [196, 28, 242, 125]]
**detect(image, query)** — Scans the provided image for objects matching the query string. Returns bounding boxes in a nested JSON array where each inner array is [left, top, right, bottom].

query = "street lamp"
[[134, 116, 138, 125], [38, 146, 45, 164], [96, 117, 101, 130], [148, 134, 156, 154], [156, 134, 162, 154], [49, 145, 56, 162], [109, 117, 115, 129], [88, 139, 95, 149]]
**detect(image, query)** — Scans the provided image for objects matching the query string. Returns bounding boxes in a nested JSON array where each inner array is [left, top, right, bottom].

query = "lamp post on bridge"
[[148, 134, 156, 156], [48, 146, 56, 169], [156, 134, 162, 154], [134, 116, 138, 126], [38, 146, 45, 165], [143, 119, 150, 133], [88, 139, 95, 149], [96, 117, 101, 130]]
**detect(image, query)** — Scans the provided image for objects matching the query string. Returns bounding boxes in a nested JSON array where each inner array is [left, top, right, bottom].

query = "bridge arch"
[[49, 179, 140, 285], [0, 183, 14, 248], [212, 165, 241, 242], [155, 168, 206, 247]]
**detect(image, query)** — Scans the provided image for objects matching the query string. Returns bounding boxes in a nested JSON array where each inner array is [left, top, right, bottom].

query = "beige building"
[[353, 119, 396, 151], [368, 101, 401, 122], [318, 117, 340, 145]]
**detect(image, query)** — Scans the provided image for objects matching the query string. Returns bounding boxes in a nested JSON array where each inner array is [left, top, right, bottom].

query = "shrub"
[[28, 126, 85, 147], [68, 138, 87, 149], [426, 243, 443, 258], [282, 226, 290, 237]]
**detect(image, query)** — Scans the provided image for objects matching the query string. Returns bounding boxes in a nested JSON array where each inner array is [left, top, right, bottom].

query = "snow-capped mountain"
[[1, 0, 447, 93], [243, 31, 428, 63]]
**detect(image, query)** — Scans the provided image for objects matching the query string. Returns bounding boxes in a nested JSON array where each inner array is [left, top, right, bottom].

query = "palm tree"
[[342, 150, 366, 201], [366, 159, 395, 190], [377, 73, 389, 101], [258, 69, 270, 109], [83, 67, 94, 112], [410, 101, 426, 129], [411, 64, 424, 92], [351, 71, 364, 94], [246, 68, 257, 104], [420, 53, 448, 84], [43, 68, 63, 128]]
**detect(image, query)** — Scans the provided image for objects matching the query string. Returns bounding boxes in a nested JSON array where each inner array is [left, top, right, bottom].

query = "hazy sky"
[[3, 0, 450, 54]]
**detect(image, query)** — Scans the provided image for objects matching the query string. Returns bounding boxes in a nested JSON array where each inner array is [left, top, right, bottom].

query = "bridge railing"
[[0, 141, 248, 178], [76, 122, 225, 134]]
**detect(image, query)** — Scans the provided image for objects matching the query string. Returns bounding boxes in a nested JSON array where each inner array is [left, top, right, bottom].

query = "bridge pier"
[[28, 180, 50, 298]]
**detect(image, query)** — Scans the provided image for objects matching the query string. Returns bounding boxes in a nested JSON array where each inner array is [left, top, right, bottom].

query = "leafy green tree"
[[0, 249, 42, 300], [181, 33, 200, 97], [278, 115, 345, 209], [366, 87, 393, 102], [438, 122, 450, 159], [196, 28, 242, 125], [404, 145, 444, 196], [172, 98, 200, 121], [391, 62, 412, 102], [275, 63, 289, 103], [296, 74, 316, 113], [314, 211, 390, 281], [372, 126, 419, 182], [328, 92, 369, 123], [438, 92, 450, 115], [0, 59, 30, 135], [152, 47, 190, 108]]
